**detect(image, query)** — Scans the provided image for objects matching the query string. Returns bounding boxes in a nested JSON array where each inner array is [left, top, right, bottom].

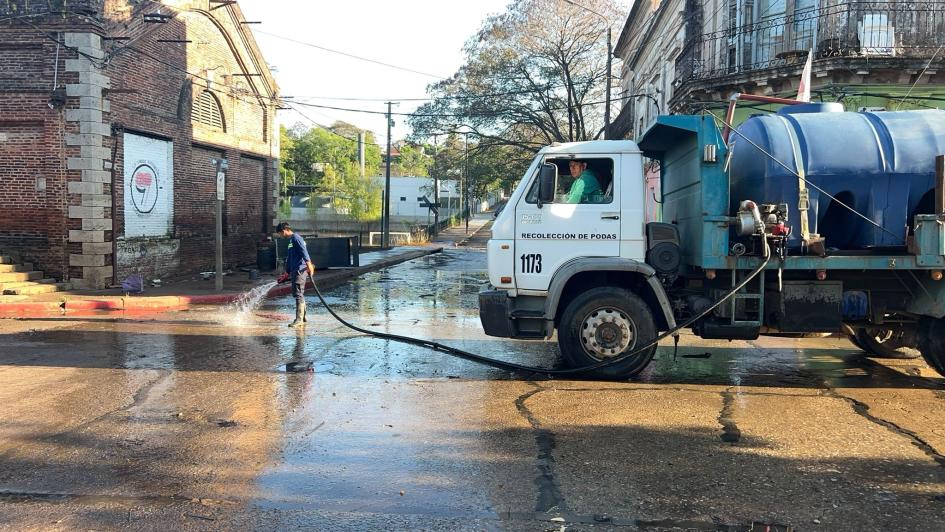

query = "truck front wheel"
[[558, 287, 657, 379], [917, 317, 945, 377]]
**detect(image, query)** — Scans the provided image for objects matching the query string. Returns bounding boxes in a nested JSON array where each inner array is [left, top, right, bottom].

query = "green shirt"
[[565, 169, 602, 204]]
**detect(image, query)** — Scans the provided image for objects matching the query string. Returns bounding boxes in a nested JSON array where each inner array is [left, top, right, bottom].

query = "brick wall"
[[0, 24, 78, 280], [108, 2, 277, 280], [0, 1, 279, 285]]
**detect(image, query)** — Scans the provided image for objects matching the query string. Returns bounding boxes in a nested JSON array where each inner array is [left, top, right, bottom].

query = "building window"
[[400, 196, 407, 201], [192, 90, 225, 131]]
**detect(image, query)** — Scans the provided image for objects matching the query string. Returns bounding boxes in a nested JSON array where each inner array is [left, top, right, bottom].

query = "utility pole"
[[358, 131, 365, 178], [383, 102, 392, 248], [212, 158, 228, 291], [563, 0, 612, 139], [463, 131, 469, 234], [605, 26, 612, 140], [432, 134, 439, 235]]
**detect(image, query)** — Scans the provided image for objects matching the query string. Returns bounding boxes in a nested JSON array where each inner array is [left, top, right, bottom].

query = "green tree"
[[425, 133, 525, 214], [280, 121, 384, 223], [397, 144, 431, 176], [468, 143, 529, 202], [408, 0, 623, 147], [284, 122, 381, 185], [345, 174, 382, 223], [279, 125, 297, 191]]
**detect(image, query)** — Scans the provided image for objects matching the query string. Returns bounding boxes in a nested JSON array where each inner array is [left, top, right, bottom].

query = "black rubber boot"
[[288, 303, 305, 328]]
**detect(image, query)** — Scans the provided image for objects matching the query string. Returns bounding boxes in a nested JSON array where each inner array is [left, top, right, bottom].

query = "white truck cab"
[[479, 140, 677, 378]]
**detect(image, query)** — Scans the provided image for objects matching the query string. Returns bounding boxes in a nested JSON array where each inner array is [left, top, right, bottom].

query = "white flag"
[[796, 50, 813, 102]]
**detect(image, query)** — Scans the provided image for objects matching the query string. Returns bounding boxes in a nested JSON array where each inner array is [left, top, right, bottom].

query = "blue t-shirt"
[[285, 233, 311, 274]]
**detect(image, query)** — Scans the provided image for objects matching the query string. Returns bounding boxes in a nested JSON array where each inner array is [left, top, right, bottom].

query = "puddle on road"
[[0, 248, 931, 389], [0, 250, 554, 379]]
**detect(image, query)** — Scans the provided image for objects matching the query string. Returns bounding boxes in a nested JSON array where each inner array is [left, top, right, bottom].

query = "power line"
[[285, 74, 606, 104], [288, 91, 643, 119], [109, 42, 277, 109], [254, 30, 448, 80], [287, 84, 561, 103], [0, 10, 80, 24], [896, 45, 945, 110], [285, 103, 386, 148], [30, 6, 612, 119], [18, 17, 109, 68]]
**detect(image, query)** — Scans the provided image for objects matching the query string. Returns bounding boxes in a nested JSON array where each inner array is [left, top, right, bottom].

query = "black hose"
[[310, 237, 772, 376]]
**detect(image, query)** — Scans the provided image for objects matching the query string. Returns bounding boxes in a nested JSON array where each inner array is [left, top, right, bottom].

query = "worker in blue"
[[565, 159, 602, 204], [276, 222, 316, 328]]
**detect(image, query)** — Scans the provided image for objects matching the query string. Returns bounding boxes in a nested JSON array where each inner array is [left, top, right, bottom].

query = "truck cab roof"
[[539, 139, 641, 156]]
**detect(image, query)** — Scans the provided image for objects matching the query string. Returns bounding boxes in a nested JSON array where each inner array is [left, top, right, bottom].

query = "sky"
[[237, 0, 513, 146]]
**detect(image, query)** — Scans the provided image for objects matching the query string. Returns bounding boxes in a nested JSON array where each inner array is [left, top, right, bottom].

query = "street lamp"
[[563, 0, 612, 139]]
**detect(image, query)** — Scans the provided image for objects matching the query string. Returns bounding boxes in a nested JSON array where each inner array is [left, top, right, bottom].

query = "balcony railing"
[[675, 1, 945, 83]]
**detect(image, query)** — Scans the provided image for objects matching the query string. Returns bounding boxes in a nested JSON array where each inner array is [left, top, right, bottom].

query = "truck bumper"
[[478, 289, 514, 337], [479, 288, 551, 339]]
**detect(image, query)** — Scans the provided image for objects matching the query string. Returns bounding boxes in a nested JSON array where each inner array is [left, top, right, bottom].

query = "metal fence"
[[676, 1, 945, 83]]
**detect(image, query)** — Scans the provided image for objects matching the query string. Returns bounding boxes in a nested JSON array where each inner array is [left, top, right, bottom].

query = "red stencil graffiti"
[[130, 163, 159, 214]]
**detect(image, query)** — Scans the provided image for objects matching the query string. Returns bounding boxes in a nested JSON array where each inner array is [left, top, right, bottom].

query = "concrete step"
[[0, 278, 56, 291], [0, 263, 33, 273], [0, 271, 43, 283], [0, 256, 14, 264], [3, 281, 63, 295]]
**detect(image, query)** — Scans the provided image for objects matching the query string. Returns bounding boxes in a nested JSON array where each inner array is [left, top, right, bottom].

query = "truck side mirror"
[[538, 163, 557, 205]]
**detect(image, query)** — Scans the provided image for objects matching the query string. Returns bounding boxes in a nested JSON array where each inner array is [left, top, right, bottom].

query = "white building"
[[376, 176, 460, 222], [612, 0, 684, 140]]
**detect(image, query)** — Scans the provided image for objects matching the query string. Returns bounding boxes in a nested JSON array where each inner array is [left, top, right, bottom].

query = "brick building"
[[0, 0, 279, 289]]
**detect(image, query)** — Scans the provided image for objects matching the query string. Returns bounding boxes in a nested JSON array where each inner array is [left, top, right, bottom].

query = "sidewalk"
[[0, 245, 442, 316], [431, 213, 492, 246]]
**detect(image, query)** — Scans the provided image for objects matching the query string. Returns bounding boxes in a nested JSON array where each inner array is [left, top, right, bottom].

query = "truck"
[[478, 99, 945, 379]]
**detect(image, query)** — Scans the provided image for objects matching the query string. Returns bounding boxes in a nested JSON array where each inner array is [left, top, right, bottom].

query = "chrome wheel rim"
[[866, 327, 906, 350], [580, 307, 635, 360]]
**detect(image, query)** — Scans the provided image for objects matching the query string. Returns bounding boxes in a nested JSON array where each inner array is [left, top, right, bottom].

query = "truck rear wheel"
[[917, 317, 945, 376], [558, 287, 657, 379], [851, 327, 920, 360]]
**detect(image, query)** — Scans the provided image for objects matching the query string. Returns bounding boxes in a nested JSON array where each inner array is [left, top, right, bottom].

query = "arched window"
[[192, 90, 225, 131]]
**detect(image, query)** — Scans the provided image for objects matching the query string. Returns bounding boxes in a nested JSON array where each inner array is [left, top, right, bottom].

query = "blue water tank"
[[729, 107, 945, 249]]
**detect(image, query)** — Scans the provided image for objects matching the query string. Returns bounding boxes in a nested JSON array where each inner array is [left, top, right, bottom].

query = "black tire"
[[854, 327, 920, 360], [917, 317, 945, 376], [845, 330, 868, 351], [557, 287, 657, 379]]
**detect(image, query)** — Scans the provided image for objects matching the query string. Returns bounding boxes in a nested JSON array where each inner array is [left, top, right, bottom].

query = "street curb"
[[0, 301, 65, 315], [0, 247, 443, 317], [64, 299, 124, 311], [181, 294, 238, 305]]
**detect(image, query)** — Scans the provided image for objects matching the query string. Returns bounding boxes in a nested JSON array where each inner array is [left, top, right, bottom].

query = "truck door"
[[514, 155, 621, 291]]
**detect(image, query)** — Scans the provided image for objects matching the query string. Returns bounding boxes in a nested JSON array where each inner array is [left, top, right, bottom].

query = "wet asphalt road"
[[2, 239, 945, 530]]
